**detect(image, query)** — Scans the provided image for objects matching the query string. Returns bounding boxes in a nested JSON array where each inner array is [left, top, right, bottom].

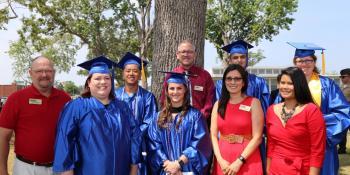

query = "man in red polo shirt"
[[0, 56, 71, 175], [161, 40, 215, 122]]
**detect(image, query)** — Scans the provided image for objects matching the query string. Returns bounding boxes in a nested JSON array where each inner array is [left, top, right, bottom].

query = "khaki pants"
[[13, 158, 53, 175]]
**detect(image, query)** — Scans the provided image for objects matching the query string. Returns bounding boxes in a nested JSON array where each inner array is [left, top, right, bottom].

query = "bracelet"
[[238, 155, 246, 164]]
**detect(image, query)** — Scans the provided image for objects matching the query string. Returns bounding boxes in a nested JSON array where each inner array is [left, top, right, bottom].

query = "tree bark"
[[151, 0, 207, 100]]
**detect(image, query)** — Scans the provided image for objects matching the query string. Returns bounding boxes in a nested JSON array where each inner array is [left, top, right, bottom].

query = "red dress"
[[212, 97, 262, 175], [266, 103, 326, 175]]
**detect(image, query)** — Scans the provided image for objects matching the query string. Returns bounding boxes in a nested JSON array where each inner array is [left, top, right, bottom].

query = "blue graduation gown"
[[148, 107, 210, 175], [273, 76, 350, 175], [115, 86, 158, 175], [53, 97, 141, 175]]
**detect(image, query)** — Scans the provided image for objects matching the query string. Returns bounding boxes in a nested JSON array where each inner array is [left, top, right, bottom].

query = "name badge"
[[29, 98, 42, 105], [194, 85, 204, 91], [239, 104, 251, 112]]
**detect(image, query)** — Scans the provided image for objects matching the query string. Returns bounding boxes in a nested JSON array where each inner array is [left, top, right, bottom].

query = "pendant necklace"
[[280, 103, 298, 123]]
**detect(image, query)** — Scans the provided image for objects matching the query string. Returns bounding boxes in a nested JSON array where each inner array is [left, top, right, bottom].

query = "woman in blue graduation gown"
[[53, 56, 141, 175], [148, 72, 210, 175], [115, 52, 158, 175], [274, 42, 350, 175]]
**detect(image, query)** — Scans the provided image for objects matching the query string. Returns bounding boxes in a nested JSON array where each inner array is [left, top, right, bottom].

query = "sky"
[[1, 1, 350, 86]]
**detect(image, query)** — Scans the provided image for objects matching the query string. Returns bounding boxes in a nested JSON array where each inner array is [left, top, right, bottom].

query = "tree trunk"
[[151, 0, 207, 101]]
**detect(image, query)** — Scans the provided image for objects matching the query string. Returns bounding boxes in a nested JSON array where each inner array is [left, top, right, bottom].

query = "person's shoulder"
[[6, 86, 33, 100], [53, 87, 71, 99], [248, 73, 266, 82], [187, 106, 202, 119], [139, 87, 156, 98], [304, 103, 319, 110], [115, 86, 124, 93], [193, 65, 211, 74]]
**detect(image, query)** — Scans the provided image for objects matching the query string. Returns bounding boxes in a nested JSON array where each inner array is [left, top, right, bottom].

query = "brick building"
[[0, 82, 26, 99]]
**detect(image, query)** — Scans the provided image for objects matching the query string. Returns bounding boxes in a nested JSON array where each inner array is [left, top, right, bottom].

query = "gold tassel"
[[141, 58, 147, 88], [321, 50, 325, 75]]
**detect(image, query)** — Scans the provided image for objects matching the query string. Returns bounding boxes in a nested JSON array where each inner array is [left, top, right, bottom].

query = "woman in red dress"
[[266, 67, 326, 175], [211, 64, 264, 175]]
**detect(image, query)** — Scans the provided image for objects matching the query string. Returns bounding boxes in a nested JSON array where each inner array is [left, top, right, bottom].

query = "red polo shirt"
[[161, 65, 215, 119], [0, 85, 71, 163]]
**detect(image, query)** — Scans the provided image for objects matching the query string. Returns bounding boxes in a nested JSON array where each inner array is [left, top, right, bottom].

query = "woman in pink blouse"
[[266, 67, 326, 175]]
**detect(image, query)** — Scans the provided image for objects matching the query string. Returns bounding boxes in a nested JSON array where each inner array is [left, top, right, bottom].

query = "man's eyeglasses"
[[225, 77, 243, 82], [230, 55, 247, 60], [340, 75, 349, 79], [177, 50, 194, 54], [32, 69, 54, 74], [295, 59, 314, 65]]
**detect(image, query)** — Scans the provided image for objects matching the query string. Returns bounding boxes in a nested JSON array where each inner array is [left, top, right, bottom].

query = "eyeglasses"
[[225, 77, 243, 82], [230, 55, 247, 60], [295, 59, 314, 65], [177, 50, 194, 54], [32, 69, 54, 74]]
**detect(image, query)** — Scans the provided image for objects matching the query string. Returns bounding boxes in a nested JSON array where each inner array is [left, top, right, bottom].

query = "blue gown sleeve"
[[181, 111, 209, 174], [215, 80, 223, 102], [124, 100, 142, 164], [247, 75, 270, 115], [140, 92, 158, 135], [147, 113, 168, 172], [53, 99, 81, 172], [258, 78, 270, 115], [320, 78, 350, 146]]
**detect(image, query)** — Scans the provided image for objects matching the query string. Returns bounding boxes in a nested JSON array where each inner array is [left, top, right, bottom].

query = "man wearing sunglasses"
[[338, 68, 350, 154]]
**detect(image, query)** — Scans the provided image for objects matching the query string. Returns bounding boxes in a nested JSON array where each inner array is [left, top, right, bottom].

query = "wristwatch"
[[178, 159, 185, 170], [238, 155, 246, 164]]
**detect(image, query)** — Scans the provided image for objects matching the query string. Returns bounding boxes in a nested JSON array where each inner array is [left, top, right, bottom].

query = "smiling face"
[[294, 56, 316, 78], [123, 64, 140, 86], [224, 70, 244, 95], [167, 82, 187, 107], [278, 74, 295, 100], [227, 53, 247, 68], [88, 73, 112, 102], [29, 57, 55, 92], [176, 42, 196, 69]]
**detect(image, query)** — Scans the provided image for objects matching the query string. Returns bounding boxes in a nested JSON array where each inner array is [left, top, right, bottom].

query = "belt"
[[220, 134, 252, 144], [16, 155, 53, 167]]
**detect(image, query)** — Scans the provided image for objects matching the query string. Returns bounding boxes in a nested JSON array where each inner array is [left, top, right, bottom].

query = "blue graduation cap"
[[77, 55, 116, 75], [116, 52, 148, 69], [221, 40, 254, 54], [77, 55, 117, 91], [287, 42, 325, 58], [287, 42, 326, 74], [159, 71, 188, 84]]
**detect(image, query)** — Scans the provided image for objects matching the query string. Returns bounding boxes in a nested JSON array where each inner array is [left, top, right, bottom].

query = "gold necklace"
[[280, 103, 298, 123]]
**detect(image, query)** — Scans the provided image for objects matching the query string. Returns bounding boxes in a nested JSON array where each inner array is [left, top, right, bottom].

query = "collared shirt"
[[161, 65, 215, 119], [0, 85, 71, 163]]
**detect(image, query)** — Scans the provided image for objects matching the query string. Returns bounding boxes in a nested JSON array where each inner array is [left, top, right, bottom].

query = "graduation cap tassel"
[[141, 58, 147, 89], [321, 50, 325, 75]]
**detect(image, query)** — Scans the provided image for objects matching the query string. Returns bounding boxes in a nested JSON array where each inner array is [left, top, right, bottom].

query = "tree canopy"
[[206, 0, 298, 65], [7, 0, 152, 85], [3, 0, 298, 83]]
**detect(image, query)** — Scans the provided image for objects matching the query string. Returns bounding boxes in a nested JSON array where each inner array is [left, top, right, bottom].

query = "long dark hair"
[[81, 74, 115, 99], [158, 83, 190, 129], [277, 67, 314, 104], [218, 64, 248, 119]]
